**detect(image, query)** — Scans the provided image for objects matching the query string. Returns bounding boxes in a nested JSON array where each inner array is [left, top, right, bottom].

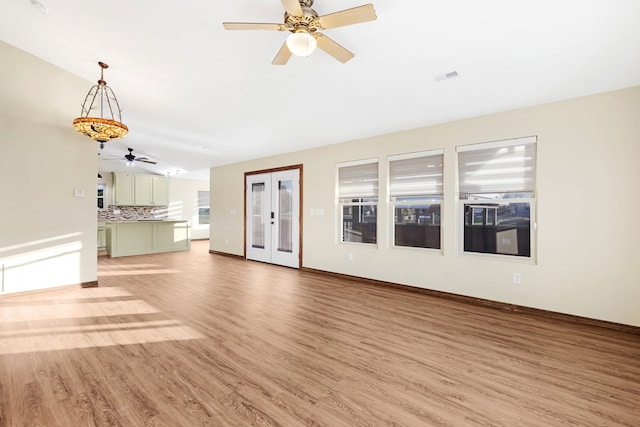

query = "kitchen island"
[[105, 220, 190, 257]]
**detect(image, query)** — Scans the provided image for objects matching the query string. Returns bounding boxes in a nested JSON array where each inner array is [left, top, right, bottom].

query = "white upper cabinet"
[[113, 173, 135, 205], [151, 176, 168, 205], [134, 174, 153, 205], [113, 173, 169, 206]]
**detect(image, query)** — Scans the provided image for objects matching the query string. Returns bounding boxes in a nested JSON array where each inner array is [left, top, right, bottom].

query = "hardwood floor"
[[1, 240, 639, 426]]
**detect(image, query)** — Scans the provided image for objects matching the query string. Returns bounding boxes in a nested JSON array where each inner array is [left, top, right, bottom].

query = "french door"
[[246, 168, 300, 268]]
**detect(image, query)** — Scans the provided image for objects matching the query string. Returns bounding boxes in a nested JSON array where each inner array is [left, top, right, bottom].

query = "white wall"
[[167, 178, 210, 240], [210, 86, 640, 327], [0, 41, 97, 293]]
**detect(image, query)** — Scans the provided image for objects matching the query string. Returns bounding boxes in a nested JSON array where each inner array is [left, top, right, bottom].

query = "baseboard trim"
[[209, 250, 244, 260], [81, 281, 99, 288], [300, 267, 640, 336]]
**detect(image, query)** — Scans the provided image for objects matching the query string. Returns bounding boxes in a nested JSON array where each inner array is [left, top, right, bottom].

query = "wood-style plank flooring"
[[1, 240, 639, 426]]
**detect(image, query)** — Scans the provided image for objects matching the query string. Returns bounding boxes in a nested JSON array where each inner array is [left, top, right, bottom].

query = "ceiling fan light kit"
[[286, 31, 317, 56], [73, 61, 128, 143], [223, 0, 376, 65]]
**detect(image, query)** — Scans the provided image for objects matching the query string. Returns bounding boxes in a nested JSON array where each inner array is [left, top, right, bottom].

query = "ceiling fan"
[[123, 148, 157, 166], [223, 0, 377, 65]]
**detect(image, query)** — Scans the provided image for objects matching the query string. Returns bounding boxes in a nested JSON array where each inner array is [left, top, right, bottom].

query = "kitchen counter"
[[105, 219, 181, 223], [105, 220, 191, 257]]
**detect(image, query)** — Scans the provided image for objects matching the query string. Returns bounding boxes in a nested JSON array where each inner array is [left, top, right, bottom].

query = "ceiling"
[[1, 1, 639, 180]]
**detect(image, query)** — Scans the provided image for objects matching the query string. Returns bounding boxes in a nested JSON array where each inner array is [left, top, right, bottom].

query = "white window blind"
[[198, 190, 210, 207], [389, 151, 443, 197], [338, 161, 378, 199], [457, 137, 536, 197]]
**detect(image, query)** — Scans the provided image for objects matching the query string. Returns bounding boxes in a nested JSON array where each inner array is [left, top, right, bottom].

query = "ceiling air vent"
[[435, 71, 459, 82]]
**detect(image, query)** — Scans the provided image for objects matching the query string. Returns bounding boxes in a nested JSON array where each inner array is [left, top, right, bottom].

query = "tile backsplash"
[[98, 205, 169, 221]]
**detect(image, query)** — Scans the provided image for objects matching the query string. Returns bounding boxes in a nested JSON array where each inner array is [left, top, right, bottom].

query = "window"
[[389, 150, 443, 249], [198, 190, 210, 225], [338, 160, 378, 244], [457, 136, 536, 258]]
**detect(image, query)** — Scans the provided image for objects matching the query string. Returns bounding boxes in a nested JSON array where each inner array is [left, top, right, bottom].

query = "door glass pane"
[[251, 183, 265, 249], [277, 179, 293, 253]]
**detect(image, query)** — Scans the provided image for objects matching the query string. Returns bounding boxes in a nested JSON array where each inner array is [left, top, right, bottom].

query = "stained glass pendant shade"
[[73, 61, 128, 143]]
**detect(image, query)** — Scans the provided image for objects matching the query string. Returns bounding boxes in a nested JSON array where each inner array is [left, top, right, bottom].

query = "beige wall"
[[0, 41, 97, 293], [210, 86, 640, 327]]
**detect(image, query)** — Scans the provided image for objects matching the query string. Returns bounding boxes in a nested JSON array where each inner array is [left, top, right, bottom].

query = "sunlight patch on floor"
[[0, 287, 204, 355], [98, 269, 182, 276], [98, 263, 182, 276], [0, 286, 134, 302], [0, 322, 203, 355], [0, 300, 161, 321], [98, 264, 167, 270]]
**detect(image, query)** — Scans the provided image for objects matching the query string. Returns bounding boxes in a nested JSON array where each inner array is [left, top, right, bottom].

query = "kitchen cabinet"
[[134, 174, 168, 206], [113, 173, 135, 205], [105, 220, 190, 257], [152, 176, 168, 205], [112, 173, 168, 206], [97, 222, 106, 250]]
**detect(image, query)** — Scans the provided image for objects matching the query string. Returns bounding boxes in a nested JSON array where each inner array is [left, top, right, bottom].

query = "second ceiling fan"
[[223, 0, 377, 65], [123, 148, 156, 166]]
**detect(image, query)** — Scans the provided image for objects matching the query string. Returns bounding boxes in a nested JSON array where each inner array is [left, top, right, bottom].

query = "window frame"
[[337, 159, 379, 245], [388, 149, 444, 251], [456, 136, 537, 262]]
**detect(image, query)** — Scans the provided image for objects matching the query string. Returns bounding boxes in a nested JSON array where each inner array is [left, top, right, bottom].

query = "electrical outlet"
[[513, 273, 522, 285], [348, 253, 353, 262]]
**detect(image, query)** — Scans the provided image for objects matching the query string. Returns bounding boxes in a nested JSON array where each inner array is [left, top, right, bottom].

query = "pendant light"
[[73, 61, 128, 143]]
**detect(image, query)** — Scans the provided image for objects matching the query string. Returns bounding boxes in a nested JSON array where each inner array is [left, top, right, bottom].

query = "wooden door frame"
[[244, 164, 303, 268]]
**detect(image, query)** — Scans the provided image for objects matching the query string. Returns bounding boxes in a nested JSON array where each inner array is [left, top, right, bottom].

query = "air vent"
[[435, 71, 459, 82], [28, 0, 48, 14]]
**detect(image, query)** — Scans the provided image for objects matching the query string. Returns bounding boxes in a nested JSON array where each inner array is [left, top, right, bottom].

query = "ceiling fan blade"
[[138, 159, 157, 164], [223, 22, 286, 31], [272, 42, 293, 65], [317, 4, 377, 30], [313, 33, 354, 63], [281, 0, 303, 16]]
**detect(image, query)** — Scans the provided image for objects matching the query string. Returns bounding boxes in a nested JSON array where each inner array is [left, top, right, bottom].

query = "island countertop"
[[105, 219, 188, 223], [105, 220, 190, 257]]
